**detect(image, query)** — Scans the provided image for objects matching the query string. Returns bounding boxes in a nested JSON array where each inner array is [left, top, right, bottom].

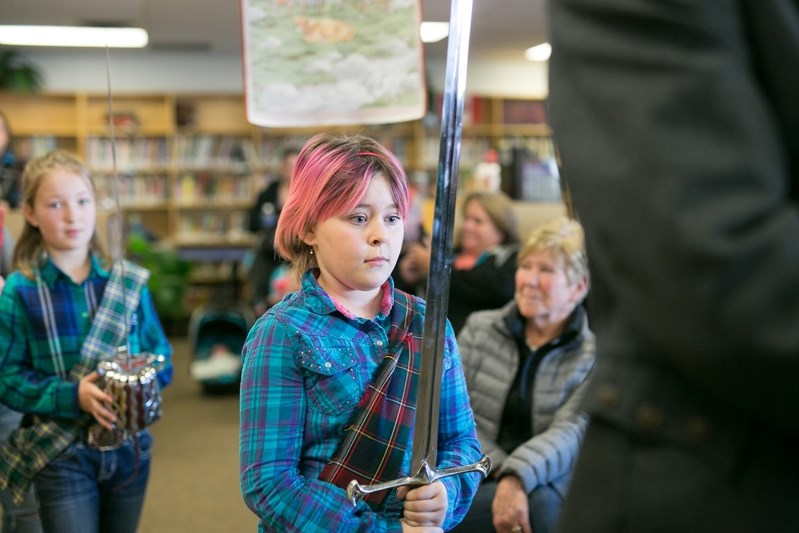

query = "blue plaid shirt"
[[240, 271, 481, 532], [0, 255, 173, 417]]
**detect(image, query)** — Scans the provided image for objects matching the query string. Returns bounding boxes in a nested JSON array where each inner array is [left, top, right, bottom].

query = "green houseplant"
[[0, 50, 43, 93], [127, 232, 193, 328]]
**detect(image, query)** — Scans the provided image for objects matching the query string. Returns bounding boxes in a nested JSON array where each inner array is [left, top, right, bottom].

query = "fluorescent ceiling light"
[[420, 22, 449, 43], [0, 25, 148, 48], [525, 42, 551, 62]]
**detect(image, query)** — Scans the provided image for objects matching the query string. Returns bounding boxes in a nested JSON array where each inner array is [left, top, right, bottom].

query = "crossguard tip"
[[474, 454, 492, 476], [346, 479, 366, 506]]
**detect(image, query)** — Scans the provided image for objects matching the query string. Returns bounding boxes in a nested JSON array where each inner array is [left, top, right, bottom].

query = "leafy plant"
[[127, 232, 193, 320], [0, 50, 44, 93]]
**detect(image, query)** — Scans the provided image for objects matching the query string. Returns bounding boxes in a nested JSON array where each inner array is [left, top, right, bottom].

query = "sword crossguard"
[[346, 454, 491, 506]]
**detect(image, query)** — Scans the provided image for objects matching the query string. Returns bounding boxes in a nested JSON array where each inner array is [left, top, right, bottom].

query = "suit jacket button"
[[686, 415, 711, 441], [596, 384, 620, 408], [635, 403, 664, 431]]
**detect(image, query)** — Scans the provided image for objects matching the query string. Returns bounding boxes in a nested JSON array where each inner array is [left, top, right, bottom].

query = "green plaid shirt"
[[0, 255, 172, 503], [0, 255, 172, 417]]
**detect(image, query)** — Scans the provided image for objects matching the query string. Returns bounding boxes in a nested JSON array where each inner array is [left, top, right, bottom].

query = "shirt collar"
[[301, 269, 395, 320], [39, 253, 108, 288], [504, 303, 586, 349]]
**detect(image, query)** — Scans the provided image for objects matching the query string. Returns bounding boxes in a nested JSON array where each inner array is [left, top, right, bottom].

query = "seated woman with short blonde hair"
[[452, 216, 595, 533]]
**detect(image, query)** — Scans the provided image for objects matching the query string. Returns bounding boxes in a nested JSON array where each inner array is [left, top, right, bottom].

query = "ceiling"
[[2, 0, 548, 64]]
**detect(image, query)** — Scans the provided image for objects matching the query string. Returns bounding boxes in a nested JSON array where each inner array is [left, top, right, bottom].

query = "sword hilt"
[[345, 454, 491, 506]]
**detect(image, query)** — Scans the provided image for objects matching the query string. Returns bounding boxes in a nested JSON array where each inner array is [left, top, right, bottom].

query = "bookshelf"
[[0, 91, 554, 310]]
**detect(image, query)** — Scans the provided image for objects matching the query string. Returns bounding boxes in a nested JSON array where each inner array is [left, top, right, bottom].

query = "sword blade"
[[410, 0, 473, 475]]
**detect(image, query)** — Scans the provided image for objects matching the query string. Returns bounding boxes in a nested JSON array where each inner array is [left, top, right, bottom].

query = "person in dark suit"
[[246, 147, 300, 314], [548, 1, 799, 531], [0, 111, 22, 209]]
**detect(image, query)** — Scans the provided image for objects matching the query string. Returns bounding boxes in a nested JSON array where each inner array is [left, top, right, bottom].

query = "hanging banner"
[[241, 0, 427, 127]]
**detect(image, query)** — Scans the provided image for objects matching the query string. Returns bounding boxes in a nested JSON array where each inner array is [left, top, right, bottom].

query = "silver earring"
[[310, 248, 314, 255]]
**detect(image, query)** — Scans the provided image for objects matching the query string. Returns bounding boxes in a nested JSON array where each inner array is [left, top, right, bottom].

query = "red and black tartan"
[[319, 290, 419, 508]]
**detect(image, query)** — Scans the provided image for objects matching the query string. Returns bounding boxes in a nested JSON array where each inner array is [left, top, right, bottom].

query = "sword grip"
[[345, 454, 491, 506]]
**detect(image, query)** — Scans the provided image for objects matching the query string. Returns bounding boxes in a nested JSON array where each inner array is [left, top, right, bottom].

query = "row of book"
[[177, 212, 249, 242], [257, 135, 309, 168], [86, 137, 171, 170], [86, 136, 262, 170], [256, 131, 410, 169], [430, 95, 549, 126], [496, 136, 557, 162], [18, 132, 547, 178], [175, 173, 252, 203], [93, 172, 255, 207], [421, 135, 557, 170], [94, 174, 168, 207], [173, 135, 257, 168], [421, 136, 493, 169], [13, 136, 61, 160]]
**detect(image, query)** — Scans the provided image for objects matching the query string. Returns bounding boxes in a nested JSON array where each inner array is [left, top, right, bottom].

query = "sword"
[[347, 0, 490, 505]]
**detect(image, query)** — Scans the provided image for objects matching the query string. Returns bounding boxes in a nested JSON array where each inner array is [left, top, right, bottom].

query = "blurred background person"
[[246, 147, 300, 314], [0, 111, 21, 210], [0, 193, 12, 282], [397, 190, 519, 334], [0, 180, 43, 533], [549, 0, 799, 531], [392, 169, 429, 295], [452, 217, 593, 533]]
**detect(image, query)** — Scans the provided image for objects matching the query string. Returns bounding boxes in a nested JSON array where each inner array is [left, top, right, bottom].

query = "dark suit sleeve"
[[549, 0, 799, 432], [447, 251, 517, 333], [248, 189, 268, 233]]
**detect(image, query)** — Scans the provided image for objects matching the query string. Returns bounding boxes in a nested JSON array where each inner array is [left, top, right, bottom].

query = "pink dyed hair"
[[275, 132, 410, 275]]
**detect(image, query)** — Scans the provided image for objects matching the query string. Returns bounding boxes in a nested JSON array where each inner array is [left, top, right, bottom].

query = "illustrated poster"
[[241, 0, 427, 127]]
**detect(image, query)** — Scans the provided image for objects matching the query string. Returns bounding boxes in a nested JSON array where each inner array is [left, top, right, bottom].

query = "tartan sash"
[[0, 260, 149, 505], [319, 290, 419, 508]]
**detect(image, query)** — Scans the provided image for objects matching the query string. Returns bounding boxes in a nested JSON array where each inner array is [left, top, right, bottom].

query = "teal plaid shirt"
[[0, 255, 173, 418], [239, 271, 482, 533]]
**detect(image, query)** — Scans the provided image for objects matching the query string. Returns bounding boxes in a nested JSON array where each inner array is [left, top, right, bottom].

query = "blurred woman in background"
[[0, 111, 21, 209], [397, 190, 519, 333]]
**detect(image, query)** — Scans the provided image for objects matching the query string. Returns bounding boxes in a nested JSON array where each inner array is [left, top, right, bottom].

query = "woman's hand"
[[492, 475, 531, 533], [78, 372, 116, 430], [398, 481, 448, 527]]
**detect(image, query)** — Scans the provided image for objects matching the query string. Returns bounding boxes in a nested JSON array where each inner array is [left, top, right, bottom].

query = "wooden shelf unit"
[[1, 90, 554, 306]]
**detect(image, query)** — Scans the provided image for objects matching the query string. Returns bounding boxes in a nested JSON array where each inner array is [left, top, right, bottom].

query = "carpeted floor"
[[138, 338, 258, 532]]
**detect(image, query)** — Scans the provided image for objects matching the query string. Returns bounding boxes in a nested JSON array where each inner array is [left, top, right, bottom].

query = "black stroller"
[[187, 262, 255, 393]]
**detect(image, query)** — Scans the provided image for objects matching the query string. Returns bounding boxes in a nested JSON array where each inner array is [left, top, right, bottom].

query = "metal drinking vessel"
[[97, 353, 166, 432]]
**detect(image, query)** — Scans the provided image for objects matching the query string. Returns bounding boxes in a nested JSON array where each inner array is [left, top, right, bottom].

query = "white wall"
[[24, 50, 246, 93], [425, 57, 549, 99], [25, 49, 549, 98]]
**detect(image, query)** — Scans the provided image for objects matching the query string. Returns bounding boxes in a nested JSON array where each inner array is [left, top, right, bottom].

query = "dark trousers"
[[452, 478, 564, 533]]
